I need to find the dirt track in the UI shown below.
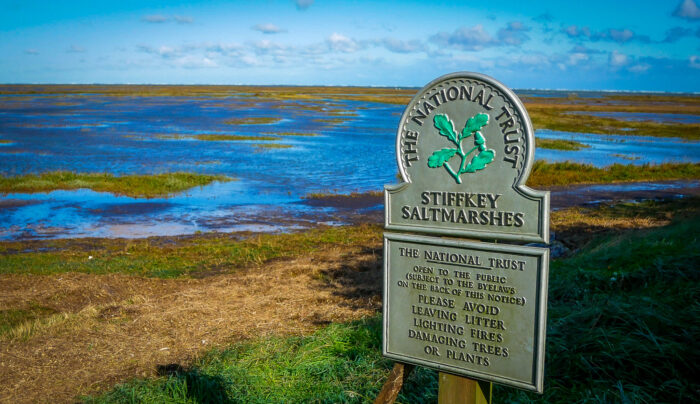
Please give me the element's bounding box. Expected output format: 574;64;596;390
0;245;382;403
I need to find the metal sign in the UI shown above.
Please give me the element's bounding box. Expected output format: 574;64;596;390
383;233;548;392
385;72;549;243
383;72;550;394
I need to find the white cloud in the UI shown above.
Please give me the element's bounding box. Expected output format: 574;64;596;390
608;29;635;43
609;50;629;67
431;22;532;50
295;0;313;10
563;25;590;38
252;23;286;34
662;27;694;43
24;49;39;55
628;63;651;73
497;21;531;46
570;45;604;54
380;38;424;53
240;55;261;66
142;15;193;24
518;53;550;66
690;55;700;69
67;45;86;53
567;52;589;66
142;14;169;23
327;33;361;53
563;26;649;43
673;0;700;20
178;56;217;69
252;40;291;56
431;25;497;51
174;16;193;24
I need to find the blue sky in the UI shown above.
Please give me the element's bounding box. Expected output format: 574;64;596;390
1;0;699;91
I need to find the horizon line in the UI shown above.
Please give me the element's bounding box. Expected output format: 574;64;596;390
0;82;698;95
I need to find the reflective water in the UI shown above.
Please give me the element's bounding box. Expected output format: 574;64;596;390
535;129;700;165
566;110;700;124
1;93;698;240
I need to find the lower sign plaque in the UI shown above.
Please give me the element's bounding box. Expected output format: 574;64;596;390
383;232;549;392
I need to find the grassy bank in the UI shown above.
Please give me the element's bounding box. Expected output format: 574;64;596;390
0;224;382;278
1;195;696;281
195;134;279;141
528;104;700;140
0;171;233;198
223;117;281;125
85;212;700;403
528;161;700;187
535;138;589;151
303;190;383;200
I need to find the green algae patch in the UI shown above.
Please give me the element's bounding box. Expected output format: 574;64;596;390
253;143;293;150
0;171;234;198
223;117;281;125
155;133;280;142
312;117;347;125
535;138;589;151
264;132;320;137
528;161;700;187
154;134;188;140
195;134;279;141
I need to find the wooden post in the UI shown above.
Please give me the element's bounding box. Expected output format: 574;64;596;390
373;362;415;404
438;373;492;404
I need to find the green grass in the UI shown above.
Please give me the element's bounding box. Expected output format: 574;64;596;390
154;134;281;142
303;191;383;200
0;304;57;337
223;117;281;125
264;132;319;137
85;213;700;403
528;106;700;140
312;117;347;125
253;143;293;149
535;138;589;151
496;212;700;402
528;161;700;187
0;224;383;278
83;316;437;404
0;171;234;198
194;134;280;141
612;153;641;161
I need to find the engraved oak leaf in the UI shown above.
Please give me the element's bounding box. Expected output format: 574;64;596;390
428;148;458;168
427;113;495;184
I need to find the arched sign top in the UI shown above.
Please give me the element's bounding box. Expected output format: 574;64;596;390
386;72;549;243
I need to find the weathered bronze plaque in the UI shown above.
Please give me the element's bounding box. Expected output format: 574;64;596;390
383;232;548;392
386;72;549;243
383;72;550;394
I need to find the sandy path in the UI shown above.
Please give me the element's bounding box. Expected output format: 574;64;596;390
0;245;382;403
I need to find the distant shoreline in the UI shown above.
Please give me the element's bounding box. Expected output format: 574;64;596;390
0;83;697;96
